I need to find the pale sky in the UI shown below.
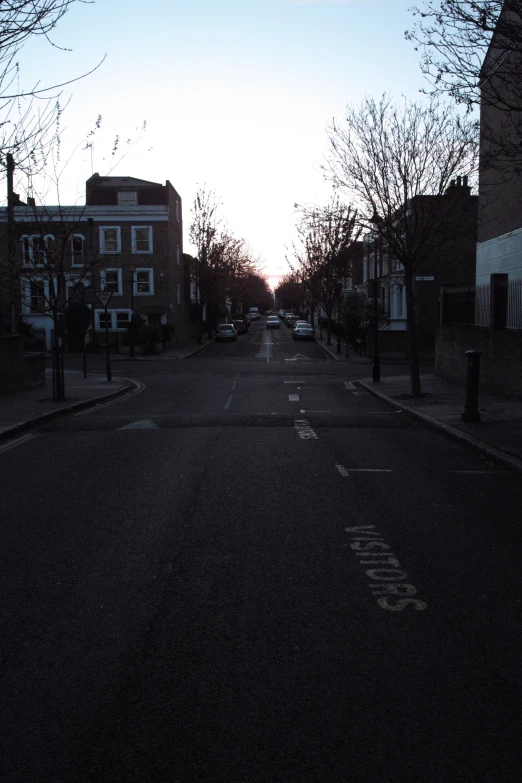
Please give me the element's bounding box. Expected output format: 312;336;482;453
6;0;427;290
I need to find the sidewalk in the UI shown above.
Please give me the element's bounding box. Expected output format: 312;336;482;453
316;335;414;364
358;374;522;473
0;369;134;442
54;337;216;362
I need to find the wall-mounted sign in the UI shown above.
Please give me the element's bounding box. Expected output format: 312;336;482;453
415;276;435;281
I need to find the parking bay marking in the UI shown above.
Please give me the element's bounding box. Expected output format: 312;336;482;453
294;419;318;440
336;464;392;476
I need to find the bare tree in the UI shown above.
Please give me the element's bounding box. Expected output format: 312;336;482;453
0;1;104;172
324;94;477;396
3;117;148;400
406;1;522;171
291;196;359;345
189;186;259;339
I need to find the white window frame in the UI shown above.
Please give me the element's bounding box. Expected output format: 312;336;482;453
101;268;122;296
134;267;154;296
131;225;153;254
95;309;132;330
100;226;121;254
21;234;53;267
118;191;137;206
71;234;85;267
21;276;49;314
176;244;180;266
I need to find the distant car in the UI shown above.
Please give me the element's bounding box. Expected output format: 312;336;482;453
247;311;260;321
278;310;286;319
215;324;238;342
231;319;247;335
285;314;299;327
293;322;315;340
266;316;280;329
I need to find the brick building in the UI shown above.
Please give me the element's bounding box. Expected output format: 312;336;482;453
0;174;195;349
358;178;478;356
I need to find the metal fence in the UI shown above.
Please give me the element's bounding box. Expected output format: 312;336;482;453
507;279;522;329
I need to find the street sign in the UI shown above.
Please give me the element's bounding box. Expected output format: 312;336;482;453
94;290;113;308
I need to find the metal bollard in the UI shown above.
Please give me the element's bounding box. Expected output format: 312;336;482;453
461;349;483;422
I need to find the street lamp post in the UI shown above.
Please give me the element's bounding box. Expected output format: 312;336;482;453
129;266;135;359
336;281;342;354
370;213;381;383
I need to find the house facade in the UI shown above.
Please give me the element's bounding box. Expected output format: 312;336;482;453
0;174;195;349
357;179;477;357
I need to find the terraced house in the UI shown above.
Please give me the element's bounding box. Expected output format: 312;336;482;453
0;174;194;350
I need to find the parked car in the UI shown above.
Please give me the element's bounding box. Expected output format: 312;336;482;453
231;319;247;335
292;322;315;340
247;311;260;321
285;314;299;327
266;316;280;329
215;324;238;342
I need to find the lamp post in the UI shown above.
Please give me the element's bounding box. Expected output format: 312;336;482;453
336;280;342;354
129;266;135;358
369;212;381;382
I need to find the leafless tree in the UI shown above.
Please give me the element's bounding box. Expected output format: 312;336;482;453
0;1;104;171
324;94;478;396
406;1;522;171
189;186;259;339
291;196;359;345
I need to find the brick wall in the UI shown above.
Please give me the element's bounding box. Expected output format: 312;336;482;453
435;324;522;398
0;335;44;393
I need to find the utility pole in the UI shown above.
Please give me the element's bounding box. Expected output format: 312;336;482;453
6;153;16;334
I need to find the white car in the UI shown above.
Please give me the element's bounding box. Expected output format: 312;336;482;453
215;324;238;342
266;316;280;329
292;322;315;340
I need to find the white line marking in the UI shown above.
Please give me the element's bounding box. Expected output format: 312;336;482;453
294;419;318;440
75;378;146;416
231;382;237;391
224;395;233;410
299;409;331;414
348;469;393;473
336;465;392;476
0;433;37;454
118;419;158;430
447;470;509;474
284;381;306;384
289;394;299;402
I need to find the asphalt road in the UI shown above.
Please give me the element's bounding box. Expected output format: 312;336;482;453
1;317;521;782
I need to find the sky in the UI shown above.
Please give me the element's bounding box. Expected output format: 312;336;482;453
6;0;429;290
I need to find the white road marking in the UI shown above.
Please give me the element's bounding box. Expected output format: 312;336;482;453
0;433;37;454
344;525;427;612
256;331;273;362
118;419;158;430
299;410;331;414
294;419;318;439
224;395;233;410
447;470;509;474
285;354;313;362
75;378;146;416
289;394;299;402
284;381;306;384
337;465;392;476
231;382;237;391
344;381;359;390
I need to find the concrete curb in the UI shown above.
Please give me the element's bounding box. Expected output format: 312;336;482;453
0;378;137;443
178;339;216;358
358;380;522;474
315;339;340;362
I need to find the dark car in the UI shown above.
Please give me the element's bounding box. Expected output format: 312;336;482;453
231;319;247;335
215;324;238;342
